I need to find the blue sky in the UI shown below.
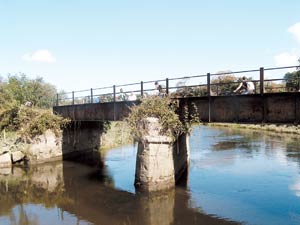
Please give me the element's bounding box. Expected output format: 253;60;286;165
0;0;299;92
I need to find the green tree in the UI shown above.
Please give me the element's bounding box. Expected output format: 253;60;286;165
5;74;57;108
0;73;66;133
284;70;300;91
0;82;18;130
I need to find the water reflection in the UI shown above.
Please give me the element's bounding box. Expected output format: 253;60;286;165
0;163;82;225
189;126;300;225
2;125;300;225
290;176;300;197
0;159;238;225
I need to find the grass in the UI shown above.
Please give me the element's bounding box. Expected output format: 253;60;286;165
100;121;133;151
206;122;300;135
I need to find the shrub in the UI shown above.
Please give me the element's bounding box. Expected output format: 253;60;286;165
125;96;198;142
0;74;68;142
0;104;69;143
15;106;69;142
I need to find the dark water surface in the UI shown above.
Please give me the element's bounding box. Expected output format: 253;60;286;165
1;126;300;225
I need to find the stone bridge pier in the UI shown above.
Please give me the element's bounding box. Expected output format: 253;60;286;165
134;118;189;192
58;118;189;192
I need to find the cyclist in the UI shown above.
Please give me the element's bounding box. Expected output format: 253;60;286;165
233;76;255;94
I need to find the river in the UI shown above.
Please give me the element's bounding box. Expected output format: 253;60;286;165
1;125;300;225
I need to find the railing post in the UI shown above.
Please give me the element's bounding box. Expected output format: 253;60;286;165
207;73;211;122
91;88;93;103
298;72;300;92
260;67;264;95
207;73;211;97
260;67;266;123
113;85;116;121
56;93;59;106
166;78;169;95
72;91;75;105
113;85;116;102
141;81;144;97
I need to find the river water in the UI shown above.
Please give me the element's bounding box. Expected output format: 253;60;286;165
1;126;300;225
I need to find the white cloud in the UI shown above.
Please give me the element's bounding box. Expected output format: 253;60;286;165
273;23;300;68
288;22;300;44
22;49;56;63
274;50;298;67
290;176;300;197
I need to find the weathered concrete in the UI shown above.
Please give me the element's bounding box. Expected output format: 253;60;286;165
0;121;104;167
54;93;300;123
24;130;63;163
173;133;190;183
62;121;104;167
135;137;175;192
0;167;11;176
134;118;190;192
11;151;25;163
0;153;12;168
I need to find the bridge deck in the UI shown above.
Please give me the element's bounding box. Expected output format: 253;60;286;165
53;92;300;123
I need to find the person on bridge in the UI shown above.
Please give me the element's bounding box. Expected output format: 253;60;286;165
154;81;166;97
118;88;127;101
128;91;137;101
233;76;255;94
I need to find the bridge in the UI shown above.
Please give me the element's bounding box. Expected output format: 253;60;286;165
53;65;300;192
53;65;300;124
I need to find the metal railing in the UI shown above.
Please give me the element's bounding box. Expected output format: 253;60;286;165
55;65;300;106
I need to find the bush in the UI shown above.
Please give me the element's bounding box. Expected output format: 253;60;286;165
15;106;69;142
125;96;198;142
0;73;69;142
0;104;69;143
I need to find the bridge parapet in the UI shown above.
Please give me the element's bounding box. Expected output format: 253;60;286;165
54;93;300;124
53;101;138;121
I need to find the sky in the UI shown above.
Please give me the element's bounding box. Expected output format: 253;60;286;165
0;0;300;93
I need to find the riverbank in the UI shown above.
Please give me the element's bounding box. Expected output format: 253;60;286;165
0;129;64;168
100;121;133;151
0;121;133;168
205;122;300;135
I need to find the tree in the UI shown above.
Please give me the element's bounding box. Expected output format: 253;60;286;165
284;70;300;91
0;73;59;130
5;74;57;108
264;81;285;93
211;71;237;95
0;82;18;130
0;73;69;138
